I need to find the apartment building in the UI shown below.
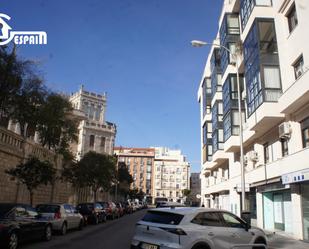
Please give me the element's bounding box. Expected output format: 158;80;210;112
197;0;309;240
114;147;155;201
153;147;190;204
69;86;116;159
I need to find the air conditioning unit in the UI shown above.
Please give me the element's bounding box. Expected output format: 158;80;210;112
247;151;259;162
279;122;291;139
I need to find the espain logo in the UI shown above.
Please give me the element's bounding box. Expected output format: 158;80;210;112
0;13;47;46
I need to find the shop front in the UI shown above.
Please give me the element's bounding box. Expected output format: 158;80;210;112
282;168;309;241
257;181;293;234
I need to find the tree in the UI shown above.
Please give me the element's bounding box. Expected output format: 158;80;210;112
0;46;30;124
128;188;145;201
62;151;117;202
6;157;56;205
182;189;191;197
36;93;78;159
10;75;46;138
113;162;133;199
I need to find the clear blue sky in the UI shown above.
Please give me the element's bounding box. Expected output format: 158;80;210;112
1;0;223;173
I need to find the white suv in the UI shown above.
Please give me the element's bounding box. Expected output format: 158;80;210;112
131;207;267;249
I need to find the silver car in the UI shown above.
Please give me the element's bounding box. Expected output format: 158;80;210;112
36;203;84;235
131;207;267;249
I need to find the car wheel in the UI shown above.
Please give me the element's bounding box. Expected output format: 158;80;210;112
60;222;67;235
7;232;18;249
78;220;84;230
43;225;52;241
254;238;267;249
191;243;210;249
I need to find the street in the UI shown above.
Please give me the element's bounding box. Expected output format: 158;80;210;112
20;207;309;249
22;210;146;249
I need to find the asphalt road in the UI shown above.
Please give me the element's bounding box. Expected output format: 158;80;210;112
22;209;147;249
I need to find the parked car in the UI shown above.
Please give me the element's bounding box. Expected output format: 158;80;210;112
36;203;84;235
122;201;133;214
99;202;118;219
76;203;106;225
0;203;52;249
131;202;137;212
116;202;124;217
156;201;185;208
131;207;267;249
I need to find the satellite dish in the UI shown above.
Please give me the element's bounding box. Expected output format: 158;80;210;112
196;194;201;199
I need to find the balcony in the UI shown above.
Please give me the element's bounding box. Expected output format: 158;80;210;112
212;150;229;167
224;135;240;153
279;69;309;115
246;102;284;135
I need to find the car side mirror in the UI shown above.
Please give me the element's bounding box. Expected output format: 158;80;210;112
245;223;251;231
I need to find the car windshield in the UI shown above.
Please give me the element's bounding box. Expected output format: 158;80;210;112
142;211;184;225
36;205;60;213
0;204;14;218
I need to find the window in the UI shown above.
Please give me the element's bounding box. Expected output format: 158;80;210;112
293;55;304;79
64;204;72;214
263;66;282;102
100;137;106;148
227;15;240;34
89;135;95;148
240;0;272;30
301;117;309;148
264;143;270;163
191;212;223;227
281;139;289;157
142;211;184;225
222;212;246;228
89;104;95;119
287;4;298;33
95;106;101;121
244;20;281;116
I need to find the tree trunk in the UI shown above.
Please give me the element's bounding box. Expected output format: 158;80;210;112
30;190;34;206
93;188;97;203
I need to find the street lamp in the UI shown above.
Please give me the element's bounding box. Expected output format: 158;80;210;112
191;40;246;212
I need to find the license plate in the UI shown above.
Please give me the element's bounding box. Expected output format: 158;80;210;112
141;243;158;249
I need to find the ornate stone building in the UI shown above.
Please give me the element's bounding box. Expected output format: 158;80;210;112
69;86;116;160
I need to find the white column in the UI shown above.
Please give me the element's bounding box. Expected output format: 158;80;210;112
256;191;264;229
291;185;304;239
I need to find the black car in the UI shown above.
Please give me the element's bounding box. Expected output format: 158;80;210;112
0;203;52;249
76;203;106;225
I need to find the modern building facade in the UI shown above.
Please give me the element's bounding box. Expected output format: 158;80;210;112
197;0;309;240
153;147;190;203
114;147;155;201
69;86;116;159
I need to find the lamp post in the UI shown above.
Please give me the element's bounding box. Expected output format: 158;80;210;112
191;40;246;212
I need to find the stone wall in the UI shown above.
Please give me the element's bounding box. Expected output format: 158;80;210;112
0;127;75;206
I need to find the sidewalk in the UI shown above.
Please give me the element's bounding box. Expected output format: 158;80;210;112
267;232;309;249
